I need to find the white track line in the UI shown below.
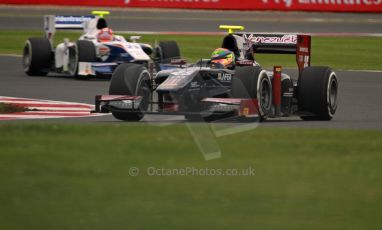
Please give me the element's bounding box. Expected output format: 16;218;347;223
25;107;92;111
0;96;95;106
23;111;91;114
0;114;103;119
0;54;22;57
344;69;382;73
0;99;93;105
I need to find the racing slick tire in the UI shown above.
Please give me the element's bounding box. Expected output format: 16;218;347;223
73;40;97;79
109;63;151;121
23;37;52;76
298;66;338;121
231;66;272;120
77;40;97;62
155;41;181;64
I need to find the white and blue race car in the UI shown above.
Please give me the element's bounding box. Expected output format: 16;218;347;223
22;11;180;78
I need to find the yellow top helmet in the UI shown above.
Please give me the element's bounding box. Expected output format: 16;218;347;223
210;48;235;69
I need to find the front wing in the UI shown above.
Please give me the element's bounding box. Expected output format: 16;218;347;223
78;62;118;76
94;95;260;118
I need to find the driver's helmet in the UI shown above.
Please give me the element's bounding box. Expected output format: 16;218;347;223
97;28;114;42
210;48;235;69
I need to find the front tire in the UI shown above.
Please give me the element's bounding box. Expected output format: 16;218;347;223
73;40;97;79
231;66;272;120
298;66;338;121
109;63;151;121
77;40;97;62
23;37;52;76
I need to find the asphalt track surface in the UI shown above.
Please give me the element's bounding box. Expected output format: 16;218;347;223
1;56;382;129
0;6;381;128
0;5;382;34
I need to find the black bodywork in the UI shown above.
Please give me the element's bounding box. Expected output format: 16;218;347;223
155;68;233;113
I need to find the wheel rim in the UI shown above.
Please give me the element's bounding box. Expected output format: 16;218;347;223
328;74;338;113
68;47;78;76
23;42;31;71
138;83;150;111
137;71;151;111
260;78;271;112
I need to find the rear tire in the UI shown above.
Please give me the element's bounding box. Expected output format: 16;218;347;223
155;41;180;64
23;37;52;76
109;63;151;121
231;66;272;119
298;66;338;121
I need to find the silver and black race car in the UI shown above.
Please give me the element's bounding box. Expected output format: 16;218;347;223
22;11;180;78
95;25;338;122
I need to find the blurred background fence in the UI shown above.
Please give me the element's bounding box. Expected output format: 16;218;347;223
1;0;381;13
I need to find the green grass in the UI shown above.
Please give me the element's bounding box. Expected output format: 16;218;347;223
0;123;381;229
1;30;381;70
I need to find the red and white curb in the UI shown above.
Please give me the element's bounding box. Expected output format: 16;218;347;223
0;96;107;120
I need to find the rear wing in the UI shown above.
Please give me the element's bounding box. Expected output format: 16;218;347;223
44;15;96;47
236;33;311;74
